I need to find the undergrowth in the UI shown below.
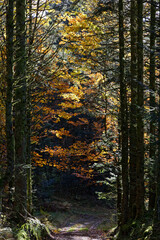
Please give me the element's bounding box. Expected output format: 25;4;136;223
114;215;153;240
16;217;51;240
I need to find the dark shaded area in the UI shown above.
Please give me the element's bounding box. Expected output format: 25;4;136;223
33;165;116;210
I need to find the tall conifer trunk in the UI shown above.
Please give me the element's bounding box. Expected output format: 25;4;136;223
129;0;138;219
119;0;129;225
14;0;27;222
136;0;144;218
5;0;14;212
26;0;33;214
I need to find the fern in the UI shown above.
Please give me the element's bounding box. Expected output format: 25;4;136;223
17;217;47;240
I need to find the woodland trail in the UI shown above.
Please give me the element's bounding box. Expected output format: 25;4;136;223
52;216;106;239
0;198;116;239
46;202;116;240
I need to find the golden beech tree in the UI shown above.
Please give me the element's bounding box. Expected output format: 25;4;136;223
31;5;119;182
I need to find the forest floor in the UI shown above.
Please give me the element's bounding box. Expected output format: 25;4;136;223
38;196;116;240
0;196;116;239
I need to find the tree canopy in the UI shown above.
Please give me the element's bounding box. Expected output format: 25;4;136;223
0;0;160;239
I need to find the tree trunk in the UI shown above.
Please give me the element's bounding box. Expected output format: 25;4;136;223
14;0;27;223
119;0;129;225
136;0;144;218
26;0;33;214
4;0;14;215
117;120;122;227
129;0;138;219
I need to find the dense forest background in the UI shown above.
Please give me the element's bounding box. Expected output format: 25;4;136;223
0;0;160;239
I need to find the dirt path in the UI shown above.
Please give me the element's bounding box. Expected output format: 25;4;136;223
0;198;116;239
48;210;115;240
0;211;114;240
52;230;105;240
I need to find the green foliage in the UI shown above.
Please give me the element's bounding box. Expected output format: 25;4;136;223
143;225;153;239
93;161;117;207
115;215;154;240
16;217;48;240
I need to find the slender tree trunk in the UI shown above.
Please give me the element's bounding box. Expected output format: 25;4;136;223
129;0;138;219
119;0;129;225
117;166;122;226
26;0;33;214
14;0;27;223
4;0;14;214
149;0;156;211
136;0;144;218
117;117;122;227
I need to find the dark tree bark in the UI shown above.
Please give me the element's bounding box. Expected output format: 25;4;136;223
136;0;144;218
149;0;156;211
4;0;14;213
26;0;33;214
129;0;138;219
119;0;129;225
14;0;27;222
